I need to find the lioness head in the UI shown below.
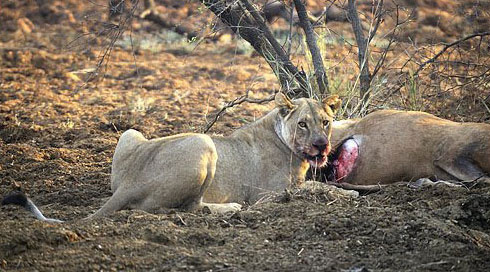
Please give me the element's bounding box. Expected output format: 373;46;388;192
274;93;341;168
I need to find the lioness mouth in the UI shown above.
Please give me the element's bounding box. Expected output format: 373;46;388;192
305;152;328;168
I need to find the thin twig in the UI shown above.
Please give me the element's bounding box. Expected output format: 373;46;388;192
203;91;276;133
368;0;384;43
286;0;295;57
412;31;490;78
372;3;406;78
88;0;140;82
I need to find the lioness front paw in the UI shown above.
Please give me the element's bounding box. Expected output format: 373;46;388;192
203;202;242;214
224;203;242;212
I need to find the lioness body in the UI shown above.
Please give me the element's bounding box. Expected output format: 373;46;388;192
328;110;490;185
88;94;340;218
109;115;308;212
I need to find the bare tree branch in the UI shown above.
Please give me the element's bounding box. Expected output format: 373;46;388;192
368;0;384;43
293;0;329;97
203;91;276;133
380;31;490;110
347;0;372;103
412;31;490;78
286;0;295;56
200;0;309;98
372;3;409;78
240;0;293;69
87;0;140;82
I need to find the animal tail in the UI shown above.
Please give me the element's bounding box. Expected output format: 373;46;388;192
2;191;63;223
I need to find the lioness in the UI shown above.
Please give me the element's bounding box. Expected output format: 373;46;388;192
2;93;341;221
317;110;490;186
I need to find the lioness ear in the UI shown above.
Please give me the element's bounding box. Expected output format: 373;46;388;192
275;92;295;116
322;95;341;116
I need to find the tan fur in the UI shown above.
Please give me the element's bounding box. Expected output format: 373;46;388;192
87;94;341;218
331;110;490;185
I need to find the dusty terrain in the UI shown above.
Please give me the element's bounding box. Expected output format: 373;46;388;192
1;0;490;271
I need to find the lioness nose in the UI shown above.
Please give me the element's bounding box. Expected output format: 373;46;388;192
313;138;328;151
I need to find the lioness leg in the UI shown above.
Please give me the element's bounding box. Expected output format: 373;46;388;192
85;187;138;220
134;135;241;214
142;149;241;214
136;154;241;214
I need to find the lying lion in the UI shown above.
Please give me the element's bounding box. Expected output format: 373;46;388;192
2;93;342;221
315;110;490;187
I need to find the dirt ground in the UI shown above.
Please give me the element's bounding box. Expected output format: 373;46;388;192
1;0;490;271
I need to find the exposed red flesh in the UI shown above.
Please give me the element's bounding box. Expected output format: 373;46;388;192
333;139;359;181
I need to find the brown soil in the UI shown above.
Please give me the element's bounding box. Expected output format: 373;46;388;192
1;1;490;271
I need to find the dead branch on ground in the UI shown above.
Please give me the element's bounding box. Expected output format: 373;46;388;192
140;9;199;39
325;182;385;194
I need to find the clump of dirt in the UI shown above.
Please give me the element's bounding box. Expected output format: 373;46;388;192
1;0;490;271
457;194;490;231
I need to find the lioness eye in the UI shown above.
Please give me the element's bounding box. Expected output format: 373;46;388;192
298;121;307;128
323;120;329;127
